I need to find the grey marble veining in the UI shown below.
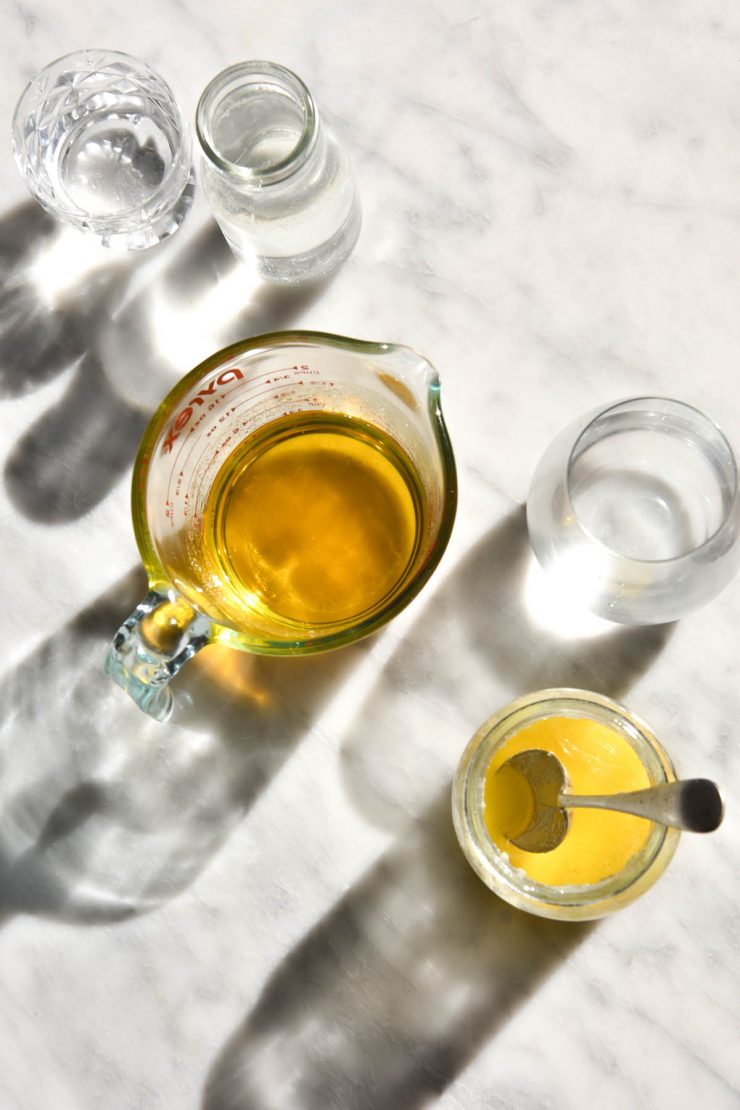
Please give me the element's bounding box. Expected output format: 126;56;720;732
1;2;740;1108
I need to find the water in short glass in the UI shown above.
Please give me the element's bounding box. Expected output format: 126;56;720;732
527;398;740;624
12;50;193;250
568;403;730;561
196;61;361;283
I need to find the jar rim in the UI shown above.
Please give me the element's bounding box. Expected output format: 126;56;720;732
195;60;318;185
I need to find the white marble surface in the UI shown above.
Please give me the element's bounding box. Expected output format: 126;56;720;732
1;2;740;1107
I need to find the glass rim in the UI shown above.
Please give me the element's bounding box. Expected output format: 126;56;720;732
565;395;739;567
195;60;318;185
13;47;160;95
452;688;680;921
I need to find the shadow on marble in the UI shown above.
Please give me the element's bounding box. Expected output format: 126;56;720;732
0;204;328;522
0;201;149;402
4;349;150;522
0;569;367;926
202;791;593;1110
339;505;674;831
196;505;664;1105
439;504;674;695
0;202;85;399
97;220;332;416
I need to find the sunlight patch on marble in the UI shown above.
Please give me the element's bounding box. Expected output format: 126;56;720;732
524;552;615;640
29;225;125;303
148;258;261;371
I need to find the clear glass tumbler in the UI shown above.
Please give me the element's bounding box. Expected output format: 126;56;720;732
195;61;361;283
12;49;194;250
526;397;740;624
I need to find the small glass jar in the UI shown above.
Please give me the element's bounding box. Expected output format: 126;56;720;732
196;61;361;283
452;689;680;921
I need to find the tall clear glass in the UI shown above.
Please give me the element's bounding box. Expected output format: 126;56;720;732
196;61;361;283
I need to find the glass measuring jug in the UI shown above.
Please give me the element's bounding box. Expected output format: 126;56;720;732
105;331;457;720
196;61;360;283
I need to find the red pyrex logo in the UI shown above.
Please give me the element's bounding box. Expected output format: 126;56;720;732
161;368;244;454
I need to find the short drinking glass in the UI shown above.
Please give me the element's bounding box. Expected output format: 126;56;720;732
526;397;740;624
12;49;194;250
196;61;361;283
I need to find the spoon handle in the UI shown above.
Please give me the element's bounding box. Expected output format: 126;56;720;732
558;779;724;833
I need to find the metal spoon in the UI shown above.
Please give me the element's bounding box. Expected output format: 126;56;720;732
499;749;724;853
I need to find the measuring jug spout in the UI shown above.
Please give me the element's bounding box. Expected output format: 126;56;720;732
104;591;212;722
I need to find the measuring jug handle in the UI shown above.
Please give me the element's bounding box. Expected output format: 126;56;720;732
104;590;212;722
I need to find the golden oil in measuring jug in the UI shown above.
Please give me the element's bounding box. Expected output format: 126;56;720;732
202;412;425;628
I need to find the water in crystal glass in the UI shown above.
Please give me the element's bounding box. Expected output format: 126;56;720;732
12;50;194;250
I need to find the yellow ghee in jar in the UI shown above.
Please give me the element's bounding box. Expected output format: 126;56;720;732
483;715;653;886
